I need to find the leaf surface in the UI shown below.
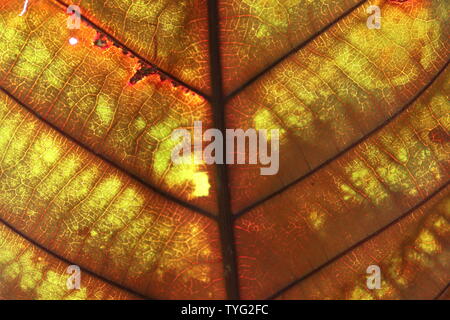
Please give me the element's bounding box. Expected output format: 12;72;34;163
62;0;211;93
235;66;449;298
0;0;448;299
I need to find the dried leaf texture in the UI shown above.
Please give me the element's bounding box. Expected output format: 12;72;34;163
0;0;448;300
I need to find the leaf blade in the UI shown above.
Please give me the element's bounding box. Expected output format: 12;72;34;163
235;65;450;299
0;89;225;299
0;0;218;214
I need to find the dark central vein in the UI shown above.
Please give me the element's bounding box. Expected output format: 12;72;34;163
207;0;240;300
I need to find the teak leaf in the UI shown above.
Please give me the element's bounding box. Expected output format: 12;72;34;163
0;0;448;299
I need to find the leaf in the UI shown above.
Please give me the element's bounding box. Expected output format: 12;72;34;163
274;186;450;299
0;222;137;299
65;0;211;93
0;90;224;299
220;0;365;94
235;67;450;298
0;0;448;300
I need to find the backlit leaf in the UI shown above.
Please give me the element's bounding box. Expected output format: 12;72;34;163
0;0;448;300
